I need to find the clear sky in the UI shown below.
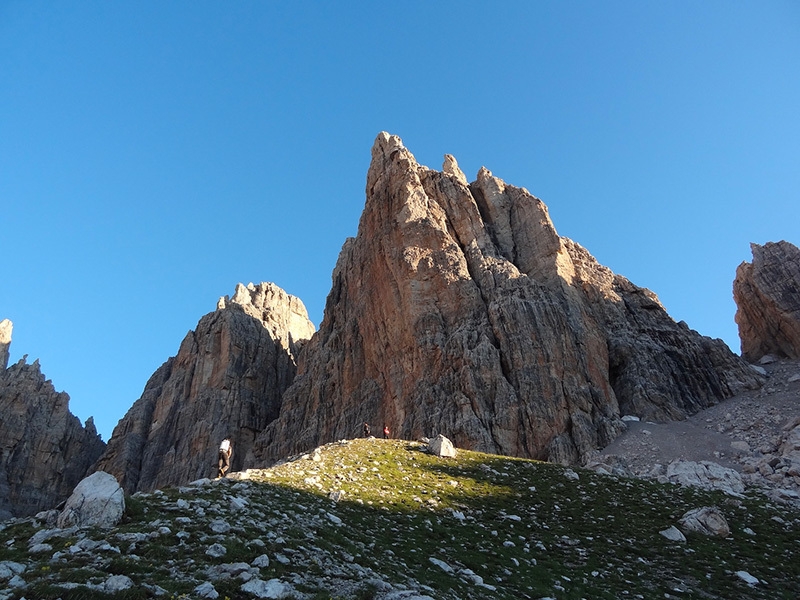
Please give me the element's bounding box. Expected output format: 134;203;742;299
2;2;798;442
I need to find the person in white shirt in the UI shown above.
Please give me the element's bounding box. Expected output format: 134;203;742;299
218;438;232;478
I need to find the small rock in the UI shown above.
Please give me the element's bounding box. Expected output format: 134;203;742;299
736;571;760;586
429;557;454;573
230;496;248;511
730;441;751;453
252;554;270;568
0;561;25;580
210;519;231;534
194;582;220;599
104;574;134;592
659;526;686;542
240;577;290;599
206;543;227;558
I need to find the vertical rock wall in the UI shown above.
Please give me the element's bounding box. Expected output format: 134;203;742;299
251;133;762;465
94;283;315;493
734;240;800;362
0;322;106;518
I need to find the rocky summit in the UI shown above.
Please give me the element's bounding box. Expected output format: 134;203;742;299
94;282;315;494
734;240;800;362
0;321;106;519
252;132;762;466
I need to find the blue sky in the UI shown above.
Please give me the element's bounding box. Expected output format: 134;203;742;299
2;2;798;441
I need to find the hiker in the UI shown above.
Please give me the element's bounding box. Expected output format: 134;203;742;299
218;438;232;478
383;424;390;439
363;422;371;437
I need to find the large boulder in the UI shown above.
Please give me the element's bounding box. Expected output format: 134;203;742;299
0;322;106;518
734;240;800;362
678;506;730;538
94;283;315;493
429;435;457;458
664;461;745;496
57;471;124;529
251;133;762;466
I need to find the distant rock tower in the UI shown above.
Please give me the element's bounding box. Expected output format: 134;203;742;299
0;319;11;370
734;240;800;362
0;322;106;518
94;282;316;493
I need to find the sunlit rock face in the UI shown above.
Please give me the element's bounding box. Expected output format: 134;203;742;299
94;283;315;493
734;240;800;362
0;322;106;518
251;133;762;466
0;319;11;370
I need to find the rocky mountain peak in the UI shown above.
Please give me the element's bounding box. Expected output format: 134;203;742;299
251;133;762;466
734;240;800;362
0;319;11;370
93;282;315;493
0;324;106;518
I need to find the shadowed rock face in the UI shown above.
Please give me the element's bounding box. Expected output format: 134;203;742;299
734;240;800;362
252;132;762;466
0;322;106;518
94;283;315;493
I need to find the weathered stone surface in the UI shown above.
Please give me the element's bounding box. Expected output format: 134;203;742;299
734;240;800;362
57;471;124;529
0;319;11;370
659;526;686;542
0;323;106;518
94;283;314;493
665;461;745;496
251;133;762;466
678;506;730;538
429;434;457;458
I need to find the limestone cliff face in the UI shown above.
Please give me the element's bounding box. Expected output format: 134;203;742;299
0;322;106;518
252;133;762;465
0;319;11;370
94;283;315;493
734;240;800;362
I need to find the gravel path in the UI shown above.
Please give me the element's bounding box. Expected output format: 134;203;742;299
599;357;800;478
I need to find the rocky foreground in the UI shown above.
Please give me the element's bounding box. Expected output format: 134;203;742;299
1;438;799;600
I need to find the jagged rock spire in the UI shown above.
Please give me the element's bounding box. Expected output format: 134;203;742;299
252;132;762;466
0;319;11;370
734;240;800;361
94;282;315;493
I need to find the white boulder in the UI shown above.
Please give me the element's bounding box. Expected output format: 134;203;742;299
429;434;457;458
665;461;745;496
679;506;730;538
241;577;290;598
57;472;125;529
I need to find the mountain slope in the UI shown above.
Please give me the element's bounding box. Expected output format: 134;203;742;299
2;438;798;599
